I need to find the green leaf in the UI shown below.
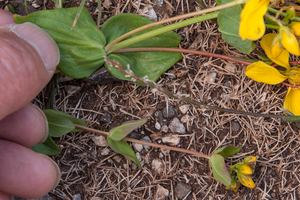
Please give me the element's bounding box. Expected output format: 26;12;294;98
31;136;61;155
109;119;147;141
101;14;182;83
213;146;242;158
14;7;106;78
44;111;75;137
217;0;255;54
209;154;231;186
107;137;142;168
43;109;86;132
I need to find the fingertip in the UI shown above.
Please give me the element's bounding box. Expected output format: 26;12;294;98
11;22;60;73
0;104;48;147
0;140;61;199
0;9;15;26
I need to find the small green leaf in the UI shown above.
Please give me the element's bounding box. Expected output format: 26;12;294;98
209;154;231;186
109;119;147;141
14;7;106;78
107;137;142;168
43;109;86;132
218;0;255;54
214;146;242;158
44;112;75;137
101;14;182;83
31;136;61;155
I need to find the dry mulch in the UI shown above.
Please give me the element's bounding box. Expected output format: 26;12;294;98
1;0;300;199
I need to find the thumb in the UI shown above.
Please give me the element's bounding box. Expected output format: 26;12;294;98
0;21;60;120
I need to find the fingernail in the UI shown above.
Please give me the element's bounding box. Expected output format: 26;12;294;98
44;156;61;190
10;22;60;73
32;104;48;144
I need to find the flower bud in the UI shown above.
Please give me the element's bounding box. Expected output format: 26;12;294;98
237;173;255;188
291;22;300;36
226;178;240;193
244;156;257;164
281;27;300;56
238;164;253;175
288;67;300;85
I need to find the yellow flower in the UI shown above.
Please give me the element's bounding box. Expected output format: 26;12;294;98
245;33;300;116
281;27;300;56
244;156;257;164
237;173;255;188
291;22;300;36
239;0;271;40
238;164;253;175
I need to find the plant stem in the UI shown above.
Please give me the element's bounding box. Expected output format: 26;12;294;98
104;56;294;120
105;0;247;52
114;47;254;65
74;124;210;159
265;24;280;29
106;12;219;54
267;7;300;21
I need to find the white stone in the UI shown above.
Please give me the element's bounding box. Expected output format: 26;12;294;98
151;159;164;174
161;125;168;133
155;185;169;200
169;118;186;134
179;105;189;114
180;114;190;123
113;155;122;163
92;136;108;147
206;72;217;84
64;85;81;95
133;143;143;152
162;134;180;146
225;63;236;73
101;148;110;156
155;122;161;130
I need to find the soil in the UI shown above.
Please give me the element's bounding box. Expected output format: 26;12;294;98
1;0;300;199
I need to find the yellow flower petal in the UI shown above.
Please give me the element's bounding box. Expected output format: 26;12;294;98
283;87;300;116
245;61;288;84
282;29;300;56
239;0;270;40
260;33;290;70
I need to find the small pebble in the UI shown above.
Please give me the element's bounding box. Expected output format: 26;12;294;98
175;182;192;199
232;121;241;132
155;121;161;130
161;125;168;133
169;118;186;134
180;114;190;123
151;159;164;174
155;185;169;200
113;155;122;163
73;194;81;200
179;105;189;114
92;136;108;147
206;72;217;84
101;148;110;156
146;8;157;21
142;136;151;149
162;134;180;146
64;85;81;95
133;143;143;152
163;106;176;118
100;113;112;123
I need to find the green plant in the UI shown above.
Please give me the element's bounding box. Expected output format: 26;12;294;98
12;0;300;192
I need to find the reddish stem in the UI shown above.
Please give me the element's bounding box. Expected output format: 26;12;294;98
114;47;254;66
114;47;300;88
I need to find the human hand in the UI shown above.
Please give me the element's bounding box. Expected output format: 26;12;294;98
0;9;61;199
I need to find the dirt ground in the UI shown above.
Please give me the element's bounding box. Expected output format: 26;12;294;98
1;0;300;199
